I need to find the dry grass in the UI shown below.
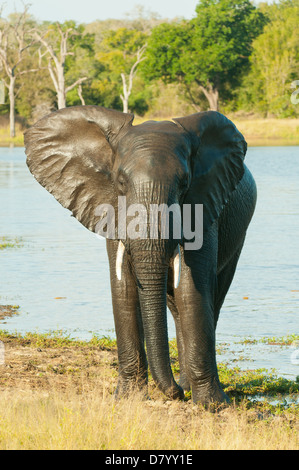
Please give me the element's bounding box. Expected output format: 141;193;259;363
232;118;299;147
0;331;298;450
0;386;297;450
0;120;25;147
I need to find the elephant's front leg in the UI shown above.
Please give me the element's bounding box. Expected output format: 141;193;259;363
174;235;229;405
106;240;148;397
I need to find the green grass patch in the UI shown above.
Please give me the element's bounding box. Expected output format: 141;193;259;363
219;363;299;397
1;330;298;412
0;329;117;350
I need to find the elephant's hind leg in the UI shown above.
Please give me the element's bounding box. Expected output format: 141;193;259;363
167;269;190;392
214;242;244;328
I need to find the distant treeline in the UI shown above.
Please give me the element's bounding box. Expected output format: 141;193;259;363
0;0;298;136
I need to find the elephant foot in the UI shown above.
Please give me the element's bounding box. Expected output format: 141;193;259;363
114;374;148;400
191;378;230;408
168;383;185;400
179;373;191;392
160;382;185;401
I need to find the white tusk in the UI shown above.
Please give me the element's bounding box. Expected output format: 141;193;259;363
116;241;125;281
173;245;181;289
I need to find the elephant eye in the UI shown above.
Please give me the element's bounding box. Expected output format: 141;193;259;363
117;174;128;194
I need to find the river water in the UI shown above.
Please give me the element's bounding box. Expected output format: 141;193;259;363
0;146;298;379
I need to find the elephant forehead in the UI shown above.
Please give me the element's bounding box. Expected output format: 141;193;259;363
118;123;191;160
118;137;189;180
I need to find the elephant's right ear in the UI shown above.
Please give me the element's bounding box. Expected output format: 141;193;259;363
24;106;134;232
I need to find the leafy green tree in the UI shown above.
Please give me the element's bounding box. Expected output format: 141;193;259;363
239;0;299;117
143;0;266;111
62;25;95;107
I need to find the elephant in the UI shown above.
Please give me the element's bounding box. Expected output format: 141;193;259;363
24;106;257;405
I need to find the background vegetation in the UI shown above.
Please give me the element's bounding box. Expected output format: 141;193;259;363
0;0;298;140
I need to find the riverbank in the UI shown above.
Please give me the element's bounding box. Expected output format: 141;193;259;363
232;118;299;147
0;121;24;147
135;116;299;147
0;330;298;450
0;118;298;148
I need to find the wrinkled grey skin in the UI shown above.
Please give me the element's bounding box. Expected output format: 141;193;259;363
24;106;257;405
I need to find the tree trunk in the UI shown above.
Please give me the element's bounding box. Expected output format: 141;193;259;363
57;90;66;109
122;97;129;114
77;84;85;105
199;82;219;111
120;72;130;113
57;64;66;109
9;76;16;138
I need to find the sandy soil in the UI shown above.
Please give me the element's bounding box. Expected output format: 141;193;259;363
0;329;119;395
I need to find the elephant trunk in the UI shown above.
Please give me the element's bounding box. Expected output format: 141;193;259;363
130;241;184;399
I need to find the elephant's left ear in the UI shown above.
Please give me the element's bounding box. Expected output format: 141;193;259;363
173;111;246;233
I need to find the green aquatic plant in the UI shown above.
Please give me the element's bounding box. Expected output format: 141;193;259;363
0;305;20;320
239;334;299;346
219;363;299;400
0;237;23;250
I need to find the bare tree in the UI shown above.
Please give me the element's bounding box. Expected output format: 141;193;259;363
0;5;37;137
120;43;146;113
34;23;87;109
77;83;85;105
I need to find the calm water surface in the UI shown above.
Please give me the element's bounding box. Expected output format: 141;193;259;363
0;146;298;379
